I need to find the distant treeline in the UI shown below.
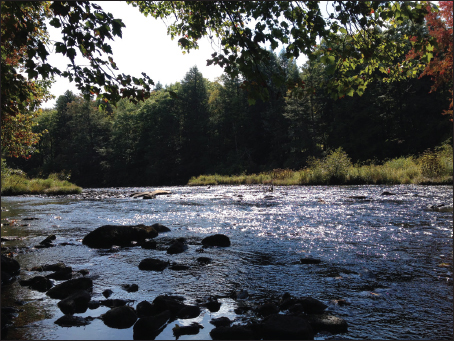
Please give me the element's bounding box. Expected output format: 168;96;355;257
8;50;453;187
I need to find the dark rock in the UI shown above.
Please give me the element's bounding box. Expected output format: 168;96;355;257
57;290;91;315
46;267;73;280
177;305;200;319
46;278;93;299
102;306;137;329
300;257;322;264
210;317;231;327
136;300;155;317
40;235;56;245
1;255;20;276
348;196;367;200
298;297;328;314
197;257;212;265
102;289;113;298
256;302;279;317
305;314;348;333
173;322;203;337
259;314;314;340
101;299;132;308
133;310;171;340
201;234;231;247
23;217;39;221
19;276;53;292
1;271;14;286
54;315;94;327
78;269;89;276
122;283;138;292
210;325;257;340
381;191;395;196
151;223;171;233
88;300;101;309
82;224;158;248
141;240;157;249
143;194;156;199
204;297;221;312
167;241;188;254
138;258;168;271
152;295;185;317
31;262;66;272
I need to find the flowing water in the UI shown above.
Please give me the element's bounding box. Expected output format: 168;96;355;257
1;185;453;340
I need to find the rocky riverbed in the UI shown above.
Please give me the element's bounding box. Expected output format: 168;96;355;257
1;185;453;339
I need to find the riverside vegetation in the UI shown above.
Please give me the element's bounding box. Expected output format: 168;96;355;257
1;159;81;196
188;143;454;186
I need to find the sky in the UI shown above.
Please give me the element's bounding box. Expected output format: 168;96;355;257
41;1;307;109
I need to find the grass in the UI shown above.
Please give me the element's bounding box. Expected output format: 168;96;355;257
1;164;82;196
188;144;454;186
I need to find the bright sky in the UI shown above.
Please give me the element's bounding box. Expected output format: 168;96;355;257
42;1;312;109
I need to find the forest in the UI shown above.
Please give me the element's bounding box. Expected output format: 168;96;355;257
1;1;453;188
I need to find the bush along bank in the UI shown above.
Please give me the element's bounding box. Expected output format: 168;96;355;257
1;160;82;196
188;143;454;186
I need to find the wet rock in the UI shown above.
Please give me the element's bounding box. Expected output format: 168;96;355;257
102;306;137;329
167;240;188;254
235;289;249;300
46;277;93;299
177;305;200;319
19;276;53;292
210;325;257;340
298;297;328;314
141;239;157;249
39;235;56;246
102;289;113;298
152;295;185;317
57;290;91;315
256;302;280;317
31;262;66;272
204;297;221;312
82;224;158;248
429;204;454;212
54;315;94;327
300;257;322;264
136;300;155;317
23;217;39;221
134;311;171;340
101;299;133;308
305;314;348;333
173;322;203;338
201;234;231;247
197;257;212;265
46;267;73;280
259;314;314;340
1;254;20;277
151;223;171;233
210;317;231;327
1;271;14;286
138;258;168;271
88;300;101;309
131;190;172;199
348;196;367;200
381;191;395;196
122;283;139;292
78;269;89;276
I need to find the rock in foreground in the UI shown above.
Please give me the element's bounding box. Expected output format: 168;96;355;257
201;234;231;247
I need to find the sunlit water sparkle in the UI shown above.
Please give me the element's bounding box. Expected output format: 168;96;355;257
1;185;453;340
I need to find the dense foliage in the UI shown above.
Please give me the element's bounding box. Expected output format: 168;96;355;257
7;53;452;186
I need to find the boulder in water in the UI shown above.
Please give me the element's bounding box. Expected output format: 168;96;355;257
201;234;231;247
138;258;168;271
102;306;137;329
82;224;158;248
258;314;314;340
46;277;93;299
133;310;171;340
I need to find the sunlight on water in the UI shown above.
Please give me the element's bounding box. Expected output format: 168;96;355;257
1;185;453;340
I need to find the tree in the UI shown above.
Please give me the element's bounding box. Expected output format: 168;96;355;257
407;1;453;118
129;1;431;102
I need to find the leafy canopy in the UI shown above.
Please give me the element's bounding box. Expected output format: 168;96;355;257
128;1;431;102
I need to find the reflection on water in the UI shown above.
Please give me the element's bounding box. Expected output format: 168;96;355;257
1;185;453;340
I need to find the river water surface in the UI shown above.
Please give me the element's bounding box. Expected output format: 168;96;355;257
1;185;453;340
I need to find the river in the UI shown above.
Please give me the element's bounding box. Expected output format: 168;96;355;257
1;185;453;340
